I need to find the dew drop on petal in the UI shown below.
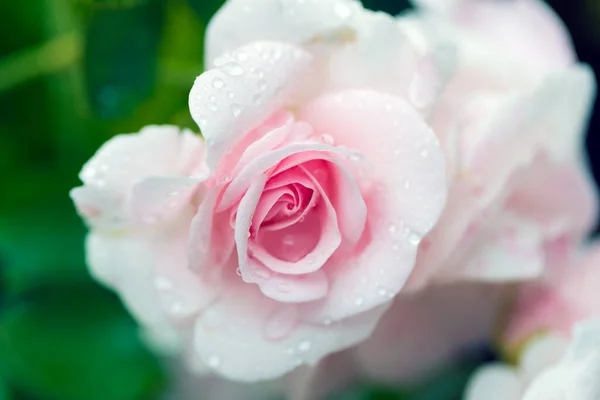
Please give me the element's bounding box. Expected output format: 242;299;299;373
212;77;225;89
221;61;244;76
355;296;365;306
208;355;221;368
231;103;242;117
408;232;422;246
298;340;311;352
154;277;173;291
264;306;298;341
278;282;291;293
334;3;352;19
320;134;334;145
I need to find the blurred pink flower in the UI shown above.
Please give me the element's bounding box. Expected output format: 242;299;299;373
402;0;597;289
466;319;600;400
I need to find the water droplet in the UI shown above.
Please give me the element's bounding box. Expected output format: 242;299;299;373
388;224;397;235
221;61;244;76
355;296;365;306
155;277;173;291
258;79;268;91
236;267;242;276
323;317;332;326
282;235;295;246
287;347;296;356
206;102;218;112
334;3;352;19
349;153;363;162
264;307;298;341
252;265;271;280
408;232;422;246
208;355;221;368
377;288;388;297
404;180;411;190
298;340;311;352
168;190;179;196
253;93;262;104
227;91;235;100
212;77;225;89
277;282;291;293
231;103;242;117
235;51;249;62
420;148;429;158
320;134;334;145
170;300;186;315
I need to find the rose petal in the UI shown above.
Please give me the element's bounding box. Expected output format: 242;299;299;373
129;177;205;227
79;126;187;192
86;232;181;352
257;268;329;303
465;365;523;400
250;166;342;276
298;90;447;322
192;273;389;381
188;190;235;272
189;41;312;169
206;0;361;65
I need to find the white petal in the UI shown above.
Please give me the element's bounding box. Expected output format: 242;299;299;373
465;364;523;400
189;41;312;169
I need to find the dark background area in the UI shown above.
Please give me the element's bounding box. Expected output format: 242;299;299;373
0;1;597;400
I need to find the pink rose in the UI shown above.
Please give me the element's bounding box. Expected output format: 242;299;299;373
402;0;597;289
73;0;448;382
504;243;600;347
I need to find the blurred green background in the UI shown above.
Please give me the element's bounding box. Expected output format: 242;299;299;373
0;1;598;399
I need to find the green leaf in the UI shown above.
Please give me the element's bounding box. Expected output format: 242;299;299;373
186;0;224;24
84;0;165;118
0;283;165;400
328;384;408;400
79;0;149;8
0;378;10;400
359;0;411;14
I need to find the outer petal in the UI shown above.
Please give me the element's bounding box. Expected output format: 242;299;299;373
189;41;312;169
85;232;181;352
465;365;523;400
205;0;362;65
79;126;186;192
299;90;447;322
192;272;389;382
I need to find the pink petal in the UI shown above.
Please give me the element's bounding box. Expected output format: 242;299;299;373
189;41;312;169
191;271;389;381
250;166;342;276
188;190;235;272
218;142;364;212
298;90;447;322
257;268;329;303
